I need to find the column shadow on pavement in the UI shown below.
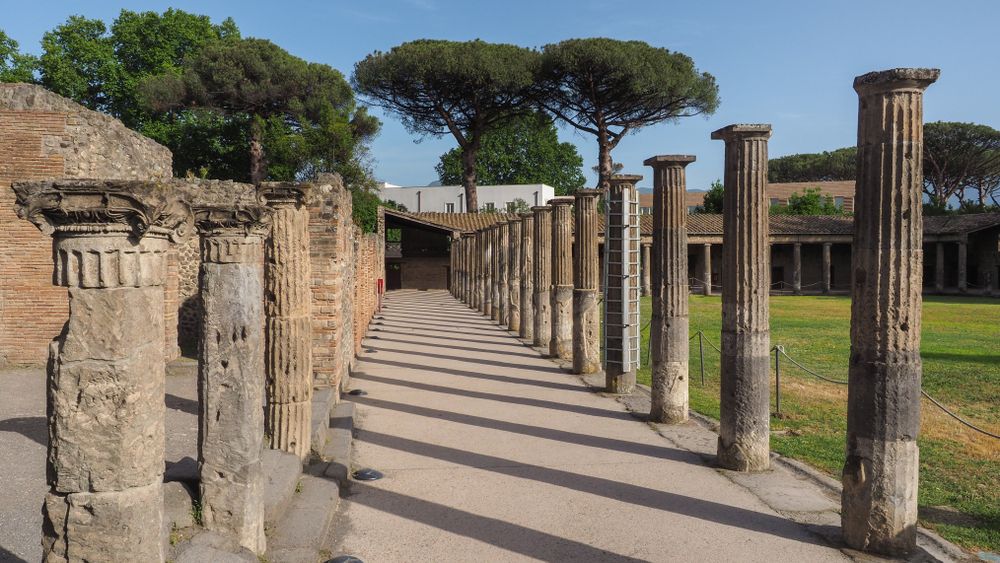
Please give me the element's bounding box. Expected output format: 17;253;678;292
0;416;46;447
352;369;620;419
347;394;700;464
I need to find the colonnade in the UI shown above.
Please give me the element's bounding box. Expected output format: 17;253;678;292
451;68;938;556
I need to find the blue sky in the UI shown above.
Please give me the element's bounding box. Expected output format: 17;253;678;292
4;0;999;190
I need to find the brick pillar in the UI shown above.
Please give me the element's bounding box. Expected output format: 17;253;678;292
260;183;313;461
640;243;652;297
711;123;773;472
508;218;522;332
519;212;534;341
702;243;712;295
549;197;575;360
13;179;192;563
573;189;601;374
604;175;643;393
497;221;509;325
793;242;802;294
646;155;696;423
843;67;938;556
532;206;553;349
192;186;270;554
822;242;832;293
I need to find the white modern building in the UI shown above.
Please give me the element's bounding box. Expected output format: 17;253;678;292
378;183;557;213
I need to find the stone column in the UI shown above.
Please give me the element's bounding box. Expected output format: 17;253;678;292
496;221;510;326
519;212;535;341
573;189;602;374
191;186;271;553
483;227;493;317
934;242;944;292
646;155;696;423
532;206;553;349
549;196;575;360
474;230;484;311
259;183;313;461
508;218;522;333
844;68;938;556
462;233;474;304
13;179;192;563
604;175;643;393
711;124;773;472
491;225;502;321
822;242;832;293
958;240;967;292
793;243;802;294
641;243;652;296
702;243;713;295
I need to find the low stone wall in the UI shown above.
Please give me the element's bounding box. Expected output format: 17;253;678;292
0;84;177;365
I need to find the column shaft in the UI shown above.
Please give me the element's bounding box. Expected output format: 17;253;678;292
958;241;967;292
822;243;832;293
573;190;601;374
703;244;713;295
261;185;313;461
843;68;938;556
712;124;773;472
793;243;802;294
641;243;652;296
519;213;535;341
483;227;493;317
646;156;695;423
532;206;552;349
549;198;575;360
935;242;944;292
496;222;509;325
508;219;522;333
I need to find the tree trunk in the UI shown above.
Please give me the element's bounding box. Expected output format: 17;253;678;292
597;127;613;191
462;145;479;213
250;119;267;184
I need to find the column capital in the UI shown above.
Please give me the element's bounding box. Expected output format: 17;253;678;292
460;231;476;239
853;68;940;95
711;124;772;142
643;155;696;169
13;178;194;242
258;181;315;208
519;211;534;220
531;205;552;212
609;174;643;187
547;196;575;207
574;188;601;200
180;180;272;238
507;216;522;225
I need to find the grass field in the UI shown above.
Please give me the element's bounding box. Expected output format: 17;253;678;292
635;294;1000;553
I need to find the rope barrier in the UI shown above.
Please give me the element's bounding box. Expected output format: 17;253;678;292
920;390;1000;440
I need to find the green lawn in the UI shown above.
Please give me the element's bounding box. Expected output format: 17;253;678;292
635;294;1000;553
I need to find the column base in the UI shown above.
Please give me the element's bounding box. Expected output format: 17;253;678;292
842;439;919;556
605;370;636;394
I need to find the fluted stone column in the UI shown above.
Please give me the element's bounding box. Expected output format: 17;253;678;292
702;244;713;295
483;227;494;317
934;242;944;292
474;230;485;311
462;232;474;304
259;183;313;461
843;67;938;556
549;197;575;360
190;185;271;554
822;242;832;293
492;225;502;321
646;155;695;423
641;243;652;296
14;179;192;563
508;218;522;333
712;124;773;472
573;189;601;374
497;221;510;326
519;212;534;341
793;243;802;294
604;175;643;393
532;206;553;349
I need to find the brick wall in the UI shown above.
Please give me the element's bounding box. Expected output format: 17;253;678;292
0;84;176;366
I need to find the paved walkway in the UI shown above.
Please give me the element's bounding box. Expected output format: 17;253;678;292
331;290;852;562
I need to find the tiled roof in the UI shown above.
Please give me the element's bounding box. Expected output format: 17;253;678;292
397;210;1000;237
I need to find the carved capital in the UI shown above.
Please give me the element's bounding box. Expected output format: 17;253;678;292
12;179;194;242
258;182;315;209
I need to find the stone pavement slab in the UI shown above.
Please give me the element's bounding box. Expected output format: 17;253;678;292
327;290;857;562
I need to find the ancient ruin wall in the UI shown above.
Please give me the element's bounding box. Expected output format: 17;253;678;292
0;84;176;365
